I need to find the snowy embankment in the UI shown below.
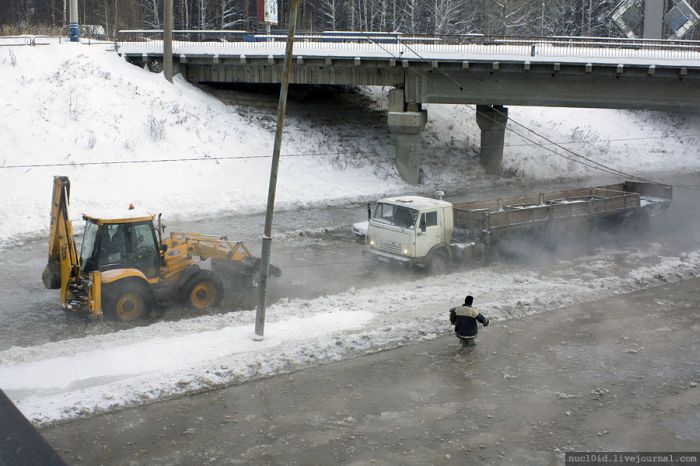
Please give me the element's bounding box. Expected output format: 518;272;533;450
2;42;700;246
0;41;407;246
1;245;698;426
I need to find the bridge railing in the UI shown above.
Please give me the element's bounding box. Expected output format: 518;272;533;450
0;35;48;46
115;30;700;61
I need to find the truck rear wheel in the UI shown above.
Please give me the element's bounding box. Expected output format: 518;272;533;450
102;279;151;322
183;270;224;310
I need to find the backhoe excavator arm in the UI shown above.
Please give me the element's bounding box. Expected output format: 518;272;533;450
42;176;80;306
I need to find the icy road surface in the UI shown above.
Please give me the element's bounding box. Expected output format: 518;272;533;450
1;243;699;425
0;175;699;425
0;174;692;350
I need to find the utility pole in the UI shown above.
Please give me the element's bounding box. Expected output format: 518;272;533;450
255;0;301;340
164;0;173;82
69;0;79;41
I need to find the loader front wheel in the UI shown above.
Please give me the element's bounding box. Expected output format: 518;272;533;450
184;271;224;310
103;280;151;322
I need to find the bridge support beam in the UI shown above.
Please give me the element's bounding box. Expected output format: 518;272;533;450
476;105;509;175
388;108;427;185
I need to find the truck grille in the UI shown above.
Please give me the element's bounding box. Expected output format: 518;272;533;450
375;239;403;255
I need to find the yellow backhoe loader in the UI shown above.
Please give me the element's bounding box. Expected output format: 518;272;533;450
42;176;280;322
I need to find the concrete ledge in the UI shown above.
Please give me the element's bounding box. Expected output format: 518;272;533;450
387;110;427;135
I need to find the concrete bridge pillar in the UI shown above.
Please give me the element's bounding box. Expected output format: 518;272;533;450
387;88;427;185
475;105;509;175
389;110;427;184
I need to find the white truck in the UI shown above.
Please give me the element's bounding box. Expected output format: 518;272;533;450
363;181;672;274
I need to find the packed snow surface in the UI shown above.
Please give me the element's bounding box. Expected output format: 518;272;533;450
0;246;699;426
2;41;700;246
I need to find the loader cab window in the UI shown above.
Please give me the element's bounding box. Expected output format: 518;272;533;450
130;222;159;278
99;224;129;266
80;221;99;272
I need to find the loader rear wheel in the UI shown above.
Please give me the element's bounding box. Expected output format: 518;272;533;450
103;280;151;322
183;271;224;310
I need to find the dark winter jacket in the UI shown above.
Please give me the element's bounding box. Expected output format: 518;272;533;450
449;305;488;339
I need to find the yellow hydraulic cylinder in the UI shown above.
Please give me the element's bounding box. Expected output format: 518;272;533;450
89;271;103;318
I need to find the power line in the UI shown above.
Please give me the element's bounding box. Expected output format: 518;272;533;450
493;133;700;149
3;133;700;170
2;129;698;171
0;152;354;169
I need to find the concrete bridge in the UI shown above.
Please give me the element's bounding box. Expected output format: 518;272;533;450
117;34;700;183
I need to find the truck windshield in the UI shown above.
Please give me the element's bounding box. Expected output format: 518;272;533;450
80;221;99;270
373;203;418;229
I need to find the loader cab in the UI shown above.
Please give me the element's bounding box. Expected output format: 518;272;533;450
79;211;160;279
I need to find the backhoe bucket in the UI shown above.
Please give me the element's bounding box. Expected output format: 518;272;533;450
42;259;61;289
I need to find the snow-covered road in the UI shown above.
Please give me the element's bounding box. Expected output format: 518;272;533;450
1;241;698;426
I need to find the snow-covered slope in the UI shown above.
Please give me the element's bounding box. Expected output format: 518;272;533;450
2;42;700;246
0;42;407;245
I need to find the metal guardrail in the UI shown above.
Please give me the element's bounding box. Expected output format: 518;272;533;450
0;35;47;46
115;30;700;61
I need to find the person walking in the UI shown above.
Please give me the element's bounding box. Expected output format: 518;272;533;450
449;295;489;348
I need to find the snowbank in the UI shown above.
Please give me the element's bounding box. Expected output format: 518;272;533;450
2;42;700;246
1;246;698;426
0;42;406;246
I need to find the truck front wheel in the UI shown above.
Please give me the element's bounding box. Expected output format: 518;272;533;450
429;252;449;276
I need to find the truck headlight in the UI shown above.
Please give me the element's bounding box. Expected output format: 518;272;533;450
369;239;375;246
402;248;408;255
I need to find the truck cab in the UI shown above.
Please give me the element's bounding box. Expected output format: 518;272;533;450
365;196;454;271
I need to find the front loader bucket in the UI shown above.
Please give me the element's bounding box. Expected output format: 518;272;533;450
212;258;281;289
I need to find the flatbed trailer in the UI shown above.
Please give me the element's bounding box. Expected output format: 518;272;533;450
453;181;672;246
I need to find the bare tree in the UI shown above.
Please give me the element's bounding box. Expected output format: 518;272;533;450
319;0;339;30
142;0;161;28
220;0;241;28
430;0;469;34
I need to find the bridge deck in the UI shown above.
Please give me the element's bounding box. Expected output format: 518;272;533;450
118;39;700;68
117;37;700;111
